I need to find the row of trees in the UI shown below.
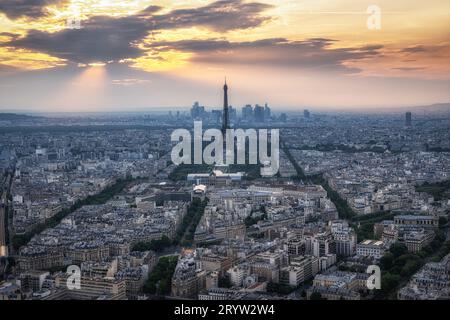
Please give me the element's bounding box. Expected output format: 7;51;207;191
309;174;356;220
415;179;450;201
350;211;396;240
173;197;208;247
168;164;212;181
143;255;179;296
266;282;296;295
132;235;173;252
290;143;386;154
281;142;306;181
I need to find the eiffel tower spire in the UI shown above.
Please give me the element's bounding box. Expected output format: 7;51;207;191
222;78;229;135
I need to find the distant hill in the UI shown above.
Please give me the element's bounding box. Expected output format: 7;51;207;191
386;103;450;112
344;103;450;114
0;113;42;120
410;103;450;112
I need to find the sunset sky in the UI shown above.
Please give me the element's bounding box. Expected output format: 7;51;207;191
0;0;449;112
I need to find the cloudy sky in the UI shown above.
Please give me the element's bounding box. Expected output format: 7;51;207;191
0;0;449;112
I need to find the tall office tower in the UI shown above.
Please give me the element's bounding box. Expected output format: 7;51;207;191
242;104;253;121
211;110;222;124
405;111;412;126
304;109;310;119
264;103;271;120
222;79;230;134
228;106;237;123
190;101;205;120
254;104;265;122
0;204;7;257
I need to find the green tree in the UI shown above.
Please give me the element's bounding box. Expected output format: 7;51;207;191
390;242;408;258
380;252;394;270
267;282;295;295
381;273;400;295
132;235;172;252
143;256;178;296
218;277;231;288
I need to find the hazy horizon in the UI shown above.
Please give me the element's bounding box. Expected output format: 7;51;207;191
2;102;450;117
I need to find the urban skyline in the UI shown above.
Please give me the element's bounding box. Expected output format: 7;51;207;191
1;0;450;307
1;79;450;302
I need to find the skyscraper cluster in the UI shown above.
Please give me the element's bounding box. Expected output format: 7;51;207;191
189;81;279;125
